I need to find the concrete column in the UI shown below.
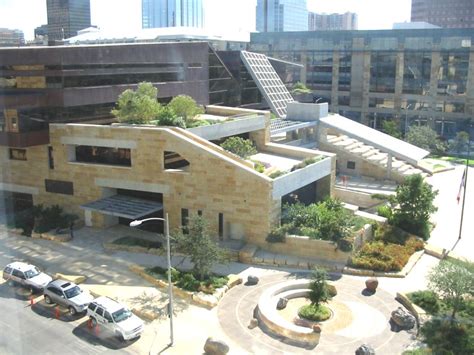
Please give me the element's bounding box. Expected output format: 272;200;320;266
84;210;92;227
394;50;404;116
465;48;474;116
429;49;441;116
300;51;307;85
331;50;340;113
386;153;392;179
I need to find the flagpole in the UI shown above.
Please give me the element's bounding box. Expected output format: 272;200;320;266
458;130;471;240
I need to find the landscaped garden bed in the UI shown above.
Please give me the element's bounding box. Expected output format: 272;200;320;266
129;264;241;309
349;225;424;272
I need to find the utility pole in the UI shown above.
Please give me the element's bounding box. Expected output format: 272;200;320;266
458;121;472;240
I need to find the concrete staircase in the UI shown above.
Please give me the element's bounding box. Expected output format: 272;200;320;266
326;134;428;180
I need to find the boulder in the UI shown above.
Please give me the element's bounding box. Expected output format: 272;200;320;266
365;278;379;292
204;337;229;355
276;297;288;310
355;344;376;355
312;324;322;333
248;318;258;329
247;275;259;285
391;307;416;330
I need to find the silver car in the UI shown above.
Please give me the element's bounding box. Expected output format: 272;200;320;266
43;279;93;316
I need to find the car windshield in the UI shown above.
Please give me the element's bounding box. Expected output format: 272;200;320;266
112;308;132;323
24;267;40;279
64;286;81;299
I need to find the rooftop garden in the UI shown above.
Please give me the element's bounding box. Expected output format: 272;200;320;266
218;136;324;178
111;82;255;129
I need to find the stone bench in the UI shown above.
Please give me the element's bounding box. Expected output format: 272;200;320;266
256;279;320;347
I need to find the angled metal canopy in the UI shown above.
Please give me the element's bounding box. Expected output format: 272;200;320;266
81;195;163;219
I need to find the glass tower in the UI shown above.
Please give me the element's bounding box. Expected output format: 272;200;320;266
142;0;204;29
256;0;308;32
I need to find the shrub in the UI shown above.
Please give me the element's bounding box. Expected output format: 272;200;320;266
266;226;287;243
350;237;423;272
113;236;162;249
407;290;441;314
377;205;392;219
308;267;331;307
253;161;265;173
156;106;186;128
176;273;200;291
186;119;210;128
167;95;203;121
268;170;287;179
374;224;411;245
291;157;319;171
298;304;331;321
420;319;474;355
33;204;77;234
337;238;354;252
220;137;257;159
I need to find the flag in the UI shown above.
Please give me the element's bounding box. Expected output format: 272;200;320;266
457;167;467;203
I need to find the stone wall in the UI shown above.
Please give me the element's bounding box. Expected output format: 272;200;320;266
334;187;387;208
264;235;351;263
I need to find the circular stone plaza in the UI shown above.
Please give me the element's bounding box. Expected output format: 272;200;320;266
217;272;414;354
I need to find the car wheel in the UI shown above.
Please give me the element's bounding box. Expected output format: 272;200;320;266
116;332;125;342
44;295;52;304
69;306;77;316
29;286;35;295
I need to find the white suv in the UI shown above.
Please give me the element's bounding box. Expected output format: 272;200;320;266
3;262;52;293
87;296;144;341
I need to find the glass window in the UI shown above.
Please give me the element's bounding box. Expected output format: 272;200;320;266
9;148;27;161
370;53;396;93
403;52;431;94
438;51;469;96
96;307;104;317
181;208;189;233
369;98;394;109
338;52;351;91
12;269;25;279
347;161;356;169
75;146;131;167
306;51;333;90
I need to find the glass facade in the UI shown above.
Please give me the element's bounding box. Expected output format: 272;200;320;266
142;0;204;28
250;28;474;137
256;0;308;32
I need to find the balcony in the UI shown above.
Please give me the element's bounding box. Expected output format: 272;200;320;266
0;130;50;147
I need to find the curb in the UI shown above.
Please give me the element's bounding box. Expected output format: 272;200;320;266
424;244;469;263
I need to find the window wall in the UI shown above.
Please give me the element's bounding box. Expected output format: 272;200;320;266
437;51;469;96
403;51;431;94
306;51;333;90
370;53;397;93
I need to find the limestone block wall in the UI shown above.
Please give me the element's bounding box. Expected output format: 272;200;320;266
264;235;351;263
43;124;275;244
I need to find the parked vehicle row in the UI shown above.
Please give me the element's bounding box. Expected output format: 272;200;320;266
2;261;144;341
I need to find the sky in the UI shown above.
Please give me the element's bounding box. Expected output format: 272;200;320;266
0;0;412;41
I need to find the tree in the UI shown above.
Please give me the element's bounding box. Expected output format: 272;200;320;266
308;267;332;308
449;131;469;155
428;259;474;321
167;95;203;122
173;216;227;280
389;174;438;239
111;82;162;124
406;125;446;154
382;120;402;139
220;137;257;159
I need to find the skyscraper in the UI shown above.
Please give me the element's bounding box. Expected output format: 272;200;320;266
411;0;474;28
47;0;91;41
308;12;358;31
142;0;204;29
256;0;308;32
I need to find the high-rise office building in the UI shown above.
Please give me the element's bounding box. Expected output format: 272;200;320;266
0;28;25;47
47;0;91;41
142;0;204;29
256;0;308;32
411;0;474;28
308;12;358;31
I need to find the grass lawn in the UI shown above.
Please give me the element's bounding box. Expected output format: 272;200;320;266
431;155;474;167
112;236;162;249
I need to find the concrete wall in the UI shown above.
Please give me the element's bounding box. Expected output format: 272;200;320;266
286;102;328;121
334;187;387;209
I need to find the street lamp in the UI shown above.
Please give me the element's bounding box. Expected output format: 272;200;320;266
129;214;174;346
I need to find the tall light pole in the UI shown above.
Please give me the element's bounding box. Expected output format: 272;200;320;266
458;123;471;240
130;214;174;346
